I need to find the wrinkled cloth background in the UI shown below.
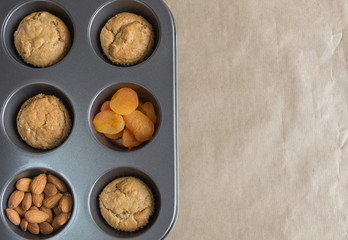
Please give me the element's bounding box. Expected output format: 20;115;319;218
164;0;348;239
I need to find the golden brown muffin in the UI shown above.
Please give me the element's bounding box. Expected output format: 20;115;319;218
14;11;71;67
100;12;154;66
17;94;71;150
99;177;154;232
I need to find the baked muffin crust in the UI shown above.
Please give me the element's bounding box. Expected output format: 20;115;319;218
17;94;71;150
99;177;154;232
14;11;71;67
100;12;154;66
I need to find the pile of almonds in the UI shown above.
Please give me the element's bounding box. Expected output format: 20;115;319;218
5;173;73;235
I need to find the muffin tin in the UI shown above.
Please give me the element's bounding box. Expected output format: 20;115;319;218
0;0;178;239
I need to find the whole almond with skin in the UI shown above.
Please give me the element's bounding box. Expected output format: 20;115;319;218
32;193;44;207
47;175;67;193
59;193;73;213
55;212;70;226
20;218;28;231
8;190;24;209
39;222;53;235
6;208;21;225
51;217;61;231
30;174;47;194
44;183;57;197
21;192;32;211
43;193;63;209
28;223;39;234
29;206;38;211
53;206;61;216
14;205;26;217
16;178;32;192
25;210;49;223
40;207;53;224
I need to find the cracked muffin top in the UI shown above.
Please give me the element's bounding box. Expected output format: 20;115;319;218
17;93;71;150
100;12;154;66
14;11;71;67
99;177;154;232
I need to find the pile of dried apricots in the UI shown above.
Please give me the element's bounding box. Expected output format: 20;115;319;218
93;88;157;148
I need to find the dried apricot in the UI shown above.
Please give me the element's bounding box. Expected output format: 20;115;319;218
100;101;111;112
104;131;123;140
140;102;157;124
124;110;154;142
137;101;144;110
110;88;139;115
122;128;142;148
93;110;125;134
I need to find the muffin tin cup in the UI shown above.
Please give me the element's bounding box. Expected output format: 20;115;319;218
89;82;161;152
0;0;177;239
1;0;75;68
0;167;76;240
2;82;75;154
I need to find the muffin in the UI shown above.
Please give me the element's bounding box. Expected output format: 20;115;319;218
100;12;154;66
99;177;154;232
14;11;71;67
17;94;71;150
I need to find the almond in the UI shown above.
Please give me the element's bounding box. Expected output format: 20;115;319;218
8;190;24;209
28;223;39;234
55;212;70;226
30;174;47;194
21;192;32;211
51;217;61;231
14;206;26;217
16;178;32;192
47;175;67;193
39;222;53;235
6;208;21;225
20;218;28;231
30;206;38;211
32;193;44;207
25;210;49;223
43;193;63;209
40;207;53;224
59;193;73;213
51;213;70;231
53;206;61;216
44;183;58;197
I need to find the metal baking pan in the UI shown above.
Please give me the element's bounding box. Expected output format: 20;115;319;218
0;0;178;239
